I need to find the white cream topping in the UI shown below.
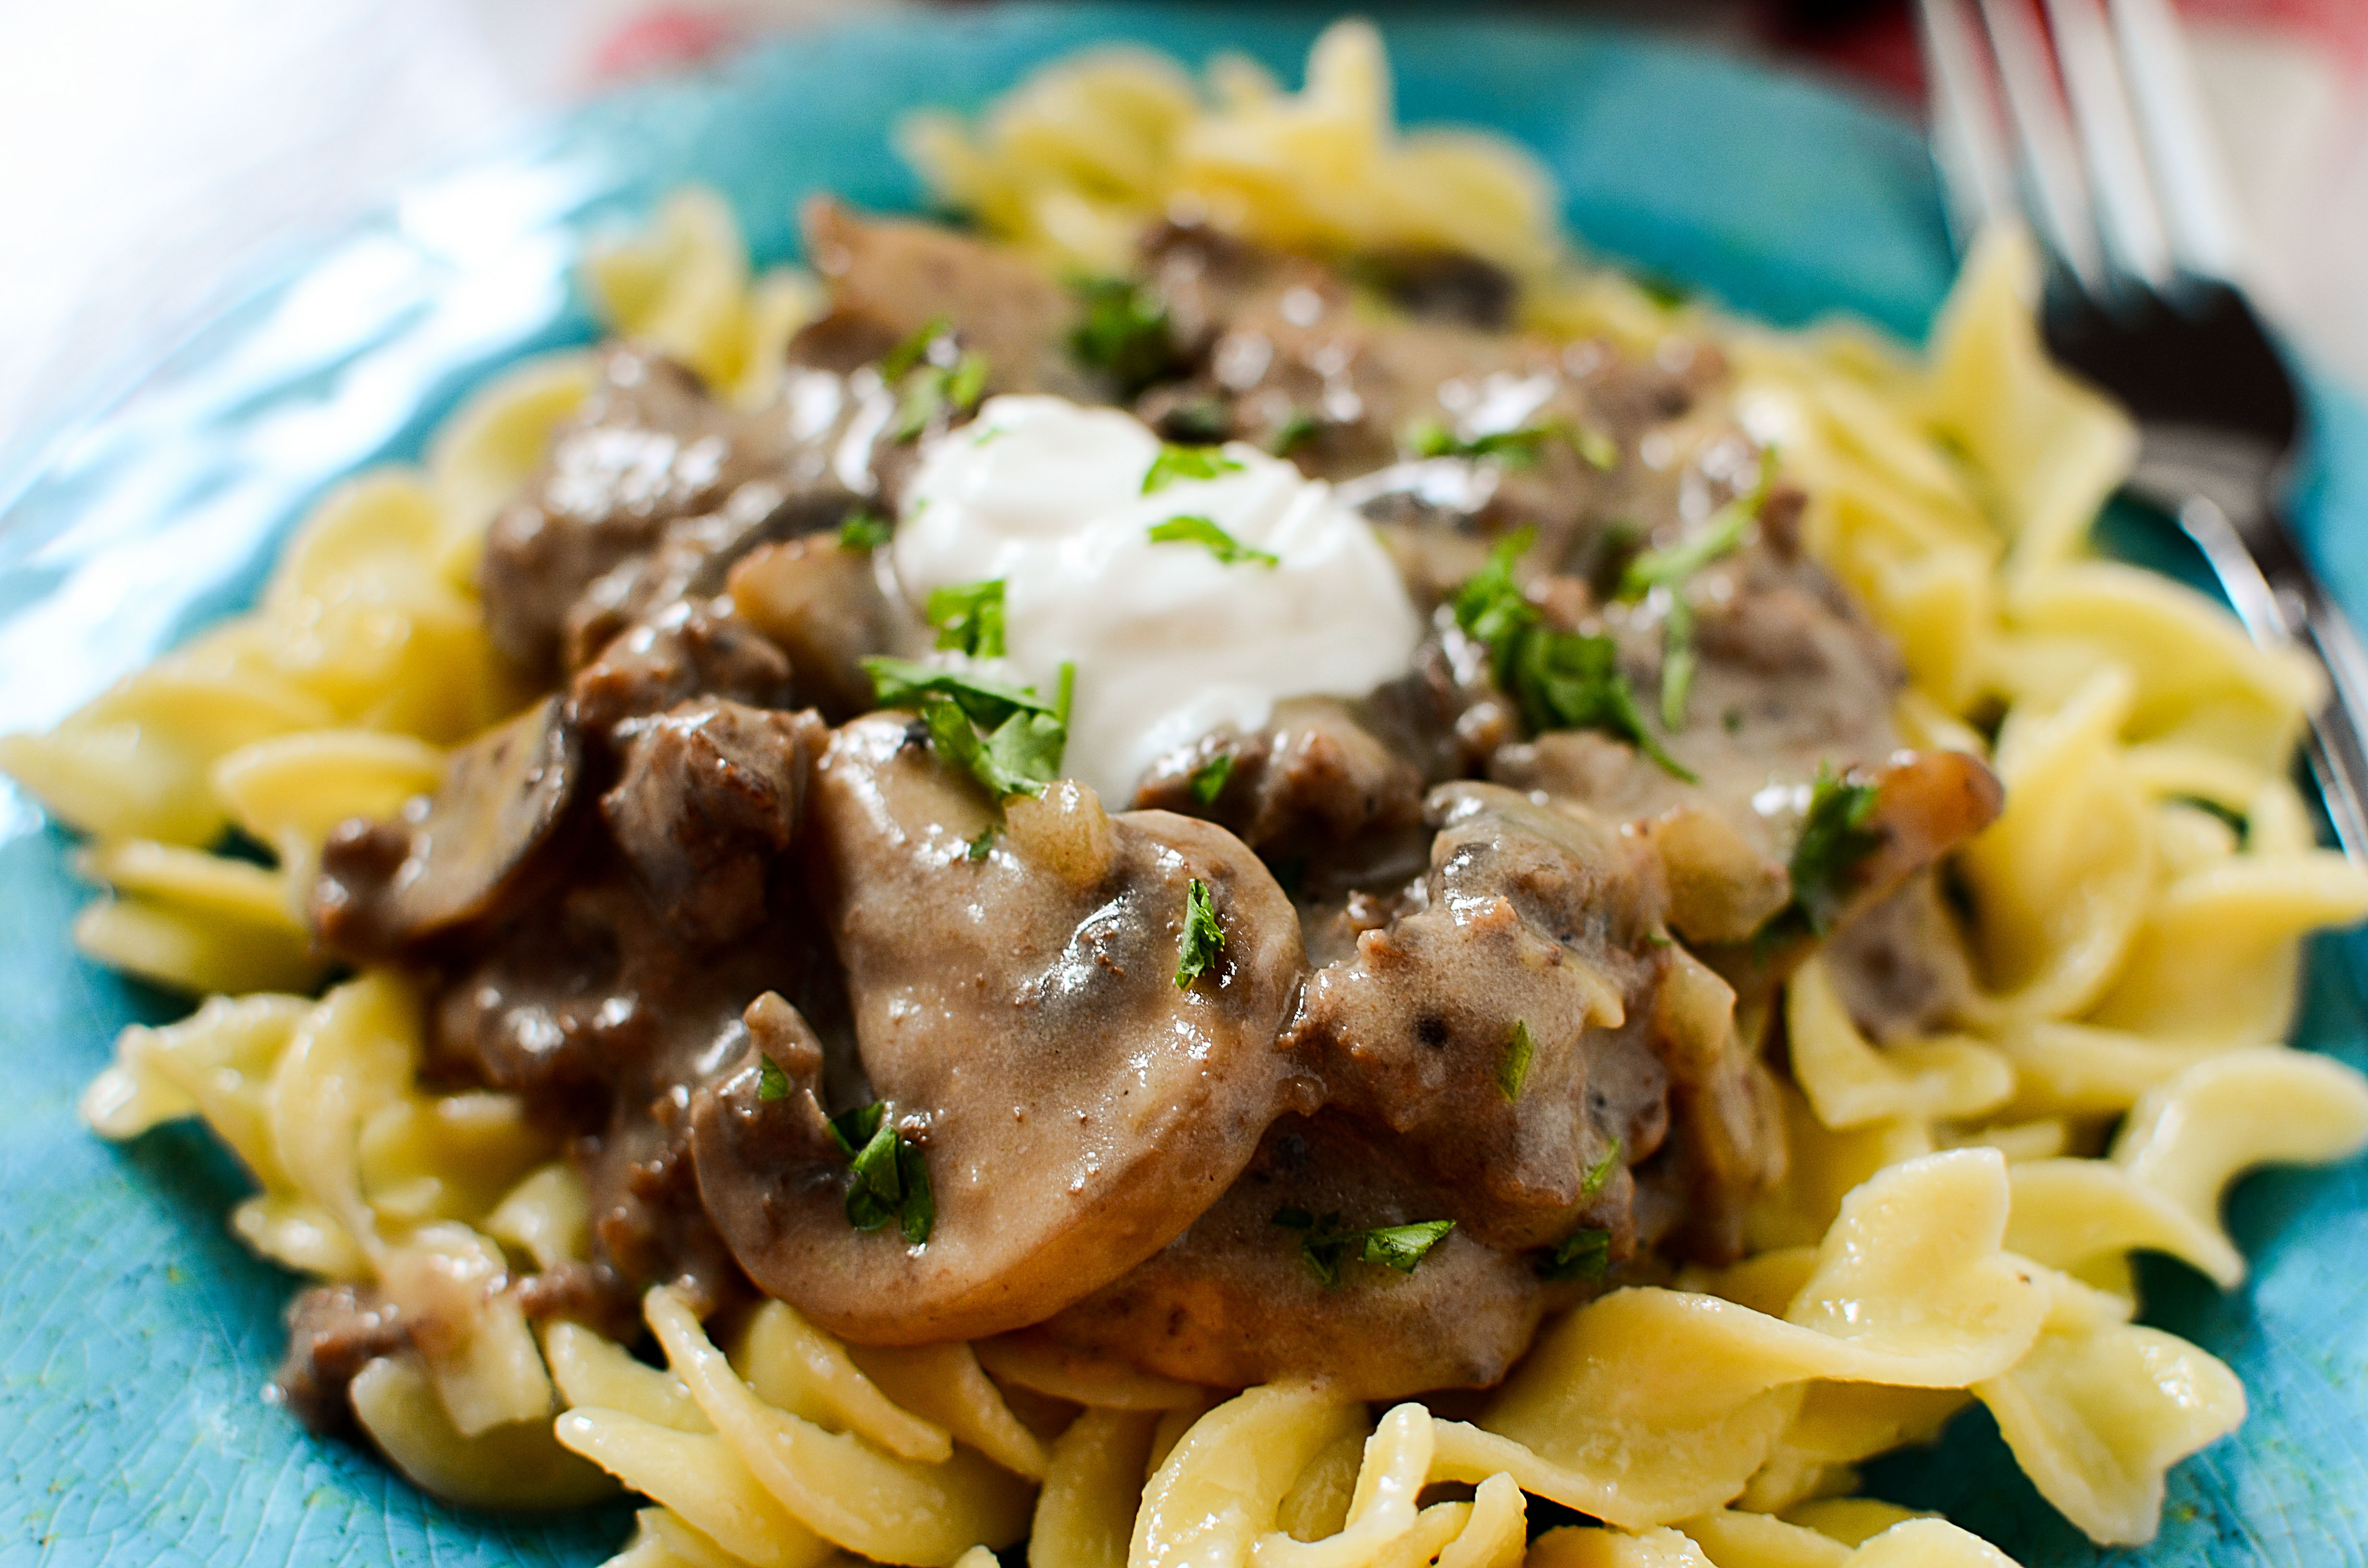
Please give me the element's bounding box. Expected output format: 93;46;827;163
891;394;1423;803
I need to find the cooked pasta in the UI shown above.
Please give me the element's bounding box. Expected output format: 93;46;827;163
12;21;2368;1568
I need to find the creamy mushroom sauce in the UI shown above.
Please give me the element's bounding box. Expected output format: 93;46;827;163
292;200;2003;1417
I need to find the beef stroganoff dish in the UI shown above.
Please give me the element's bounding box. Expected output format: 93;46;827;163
16;22;2368;1568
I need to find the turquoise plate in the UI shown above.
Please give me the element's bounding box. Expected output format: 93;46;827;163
5;7;2366;1564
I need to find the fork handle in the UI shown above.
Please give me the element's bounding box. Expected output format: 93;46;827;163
2175;492;2368;864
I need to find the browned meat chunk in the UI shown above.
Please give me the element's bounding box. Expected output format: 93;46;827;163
313;696;580;962
602;700;825;947
568;600;793;738
688;714;1307;1345
274;1284;409;1435
798;198;1094;400
481;347;792;676
1289;784;1678;1251
1134;222;1718;580
1132;697;1425;855
1035;1114;1550;1399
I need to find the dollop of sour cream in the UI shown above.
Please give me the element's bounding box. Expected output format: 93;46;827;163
892;395;1423;803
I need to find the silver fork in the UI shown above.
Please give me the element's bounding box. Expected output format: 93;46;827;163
1917;0;2368;864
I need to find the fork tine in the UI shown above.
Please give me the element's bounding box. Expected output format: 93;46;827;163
2110;0;2245;282
1979;0;2109;293
2044;0;2173;286
1916;0;2020;252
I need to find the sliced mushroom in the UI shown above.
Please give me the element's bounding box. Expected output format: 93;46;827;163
690;714;1307;1344
313;695;579;961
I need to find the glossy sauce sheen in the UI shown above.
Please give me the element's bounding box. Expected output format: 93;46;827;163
302;200;2002;1411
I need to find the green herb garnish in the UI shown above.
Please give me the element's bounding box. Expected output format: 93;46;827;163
891;351;989;441
1784;762;1883;937
1273;1208;1455;1287
1539;1226;1612;1282
881;317;951;381
828;1102;933;1243
1071;277;1181;396
1269;409;1320;459
1175;878;1225;989
1148;514;1279;568
1143;443;1245;494
1499;1020;1535;1101
1409;417;1618;471
1161;398;1232;445
757;1056;790;1102
864;658;1055;725
1580;1138;1622;1200
1571;424;1620;470
1619;452;1775;600
839;510;892;552
926;578;1007;659
1617;453;1775;730
966;826;998;863
1657;598;1698;731
863;657;1065;800
1190;753;1235;808
881;318;988;441
921;696;1065;800
1449;532;1694;781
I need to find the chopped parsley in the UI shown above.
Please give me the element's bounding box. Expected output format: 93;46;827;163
1143;443;1244;494
1656;600;1699;732
862;657;1065;800
1785;762;1883;937
966;826;998;863
926;578;1007;658
838;510;892;552
757;1056;790;1101
891;352;988;441
1174;878;1225;989
1273;1208;1455;1287
1450;531;1695;782
1159;398;1232;445
1190;752;1235;808
1580;1138;1622;1199
1269;409;1320;458
1618;453;1775;600
1071;277;1182;396
1617;452;1776;729
1408;417;1618;471
1539;1226;1612;1282
1498;1020;1536;1101
881;318;988;442
881;317;951;381
828;1103;933;1244
1148;514;1278;568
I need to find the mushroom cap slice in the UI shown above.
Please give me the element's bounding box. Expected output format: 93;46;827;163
691;714;1307;1345
314;695;579;959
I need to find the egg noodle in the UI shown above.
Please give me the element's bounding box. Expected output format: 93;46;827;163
11;21;2368;1568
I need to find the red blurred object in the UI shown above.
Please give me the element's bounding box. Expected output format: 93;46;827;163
591;6;745;81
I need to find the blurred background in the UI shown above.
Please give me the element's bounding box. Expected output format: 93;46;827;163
3;0;2364;478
